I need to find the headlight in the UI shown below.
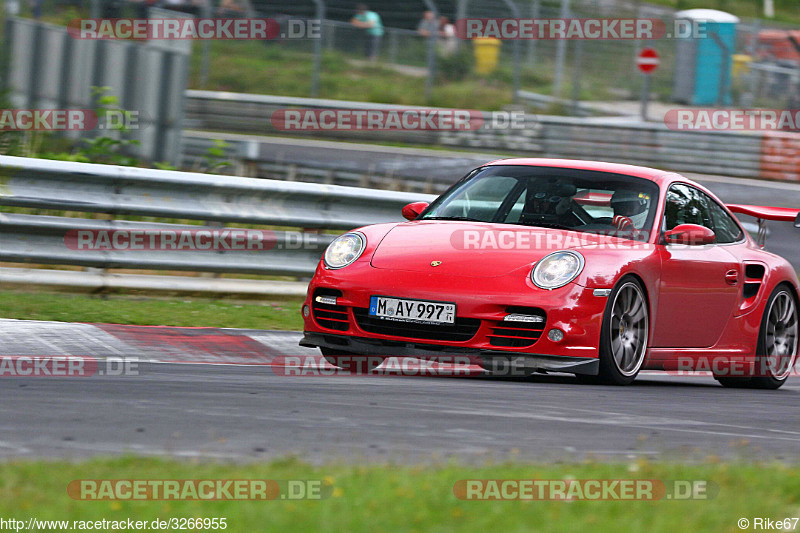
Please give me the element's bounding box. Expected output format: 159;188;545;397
323;232;366;269
531;251;584;289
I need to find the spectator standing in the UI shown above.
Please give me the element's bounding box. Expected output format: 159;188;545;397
438;16;457;56
416;10;438;37
218;0;244;17
29;0;42;18
351;4;384;62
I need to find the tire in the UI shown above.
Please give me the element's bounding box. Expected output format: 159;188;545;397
590;277;650;385
748;284;798;390
320;347;383;373
574;373;602;385
715;376;752;388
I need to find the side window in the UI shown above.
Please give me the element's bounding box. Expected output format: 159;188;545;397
663;184;713;231
699;192;744;244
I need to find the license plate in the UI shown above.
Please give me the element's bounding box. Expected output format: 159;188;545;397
369;296;456;325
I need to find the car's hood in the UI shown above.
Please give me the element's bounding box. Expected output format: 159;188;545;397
369;221;636;278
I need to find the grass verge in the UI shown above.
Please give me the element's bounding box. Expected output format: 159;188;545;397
188;42;547;110
0;457;799;532
0;289;304;330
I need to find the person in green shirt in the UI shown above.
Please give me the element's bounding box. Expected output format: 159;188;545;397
350;4;384;61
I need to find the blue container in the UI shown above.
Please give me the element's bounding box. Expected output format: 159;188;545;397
672;9;740;105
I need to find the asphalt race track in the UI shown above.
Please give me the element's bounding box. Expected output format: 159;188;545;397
1;319;799;463
0;161;798;464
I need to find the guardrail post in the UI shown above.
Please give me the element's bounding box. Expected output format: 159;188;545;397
237;140;259;177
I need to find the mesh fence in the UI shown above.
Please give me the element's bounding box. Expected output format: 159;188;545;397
179;0;800;111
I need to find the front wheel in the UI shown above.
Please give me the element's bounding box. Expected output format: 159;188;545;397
320;347;383;373
589;277;650;385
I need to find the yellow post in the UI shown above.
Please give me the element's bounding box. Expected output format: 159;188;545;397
732;54;752;78
473;38;502;75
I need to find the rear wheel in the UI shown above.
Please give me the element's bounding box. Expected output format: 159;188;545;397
750;285;798;390
585;277;649;385
320;347;383;373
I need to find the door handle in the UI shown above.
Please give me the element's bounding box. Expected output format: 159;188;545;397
725;270;739;285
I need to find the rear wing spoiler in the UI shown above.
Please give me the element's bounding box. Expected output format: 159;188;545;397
726;204;800;246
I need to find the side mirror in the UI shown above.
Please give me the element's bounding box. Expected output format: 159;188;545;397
402;202;429;221
664;224;715;245
795;213;800;228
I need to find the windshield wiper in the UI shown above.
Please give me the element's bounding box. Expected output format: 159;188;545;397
423;216;487;222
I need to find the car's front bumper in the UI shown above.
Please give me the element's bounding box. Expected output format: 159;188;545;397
300;331;600;375
300;261;610;373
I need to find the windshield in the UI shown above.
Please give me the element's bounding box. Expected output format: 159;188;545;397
419;165;660;242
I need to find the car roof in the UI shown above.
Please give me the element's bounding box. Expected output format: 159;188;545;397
484;158;674;184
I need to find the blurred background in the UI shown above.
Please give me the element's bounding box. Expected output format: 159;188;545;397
2;0;800;165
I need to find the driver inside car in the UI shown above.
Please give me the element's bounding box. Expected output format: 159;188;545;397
610;189;650;232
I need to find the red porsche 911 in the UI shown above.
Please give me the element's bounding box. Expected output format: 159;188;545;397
300;159;800;388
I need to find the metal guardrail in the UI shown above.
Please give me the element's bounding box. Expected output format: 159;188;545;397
0;155;433;229
183;91;800;183
0;155;436;292
535;116;764;179
0;214;332;276
183;90;543;153
179;131;493;194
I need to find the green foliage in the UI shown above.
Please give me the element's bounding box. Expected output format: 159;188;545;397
1;87;141;166
199;138;232;174
76;86;140;166
0;289;304;329
0;457;798;532
437;47;473;83
0;90;24;157
154;161;179;171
